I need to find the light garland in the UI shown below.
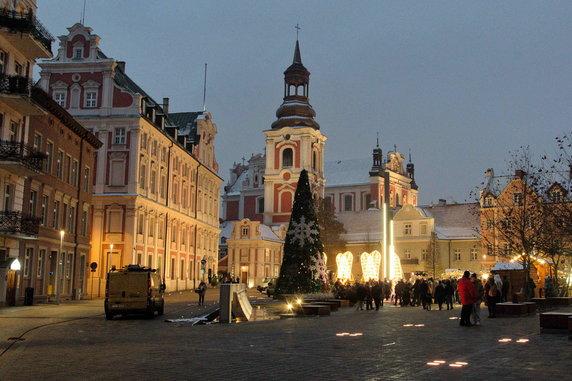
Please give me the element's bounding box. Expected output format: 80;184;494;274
360;251;381;281
336;251;353;281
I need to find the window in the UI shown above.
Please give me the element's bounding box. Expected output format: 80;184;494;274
29;190;37;216
110;160;125;186
74;47;83;59
170;257;175;279
421;249;428;261
54;92;66;107
45;141;53;173
0;50;6;73
79;255;86;280
9;120;19;141
513;193;523;206
363;194;371;210
141;133;147;149
403;223;412;235
486;219;493;230
470;248;478;261
71;160;78;186
68;206;75;233
151;140;157;156
148;218;154;237
420;223;427;235
158;221;164;240
14;61;22;76
37;250;45;278
81;210;87;236
404;249;411;259
484;197;493;207
550;191;563;203
257;197;264;214
4;184;12;211
282;148;293;167
343;194;353;212
66;253;73;279
56;151;64;179
312;150;317;171
84;167;90;192
24;248;33;278
33;133;42;150
454;249;461;261
160;175;166;198
181;227;186;245
150;171;156;194
114;128;126;145
53;200;60;229
85;91;97;108
148;255;153;268
173;181;179;204
501;218;511;230
137;214;144;235
139;164;146;188
242;227;249;237
486;244;493;256
180;259;185;280
161;147;166;162
171;225;177;242
65;155;72;183
503;244;511;256
41;195;49;226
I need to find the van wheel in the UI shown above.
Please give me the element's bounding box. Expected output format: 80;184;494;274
145;307;154;318
105;312;113;320
158;304;164;316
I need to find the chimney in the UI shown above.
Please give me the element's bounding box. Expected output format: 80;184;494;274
116;61;126;72
438;199;447;206
162;97;169;116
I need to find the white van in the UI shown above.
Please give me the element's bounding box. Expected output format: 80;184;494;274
104;265;165;320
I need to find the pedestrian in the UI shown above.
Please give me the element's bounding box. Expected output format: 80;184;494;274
198;280;207;306
434;280;446;310
471;273;484;325
365;281;374;310
355;282;366;311
484;276;498;318
458;271;476;326
384;279;391;302
419;279;429;310
444;280;454;310
372;281;382;310
527;278;536;300
412;279;421;307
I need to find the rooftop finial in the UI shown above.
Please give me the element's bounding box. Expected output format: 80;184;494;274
295;23;301;40
293;25;302;64
376;132;379;148
394;144;397;153
409;148;412;162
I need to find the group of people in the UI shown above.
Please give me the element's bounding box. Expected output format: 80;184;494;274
458;270;509;326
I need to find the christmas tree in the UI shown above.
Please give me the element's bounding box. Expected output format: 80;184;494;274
276;169;328;295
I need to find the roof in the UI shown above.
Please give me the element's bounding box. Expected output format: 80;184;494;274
491;262;524;271
169;112;202;141
325;158;371;187
219;221;234;245
225;170;249;196
258;224;283;242
419;203;480;240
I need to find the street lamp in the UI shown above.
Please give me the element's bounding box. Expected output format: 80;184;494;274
55;230;64;305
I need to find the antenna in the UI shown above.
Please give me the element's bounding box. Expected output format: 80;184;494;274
81;0;87;24
202;63;208;112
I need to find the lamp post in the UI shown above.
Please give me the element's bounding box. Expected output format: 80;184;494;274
56;230;64;305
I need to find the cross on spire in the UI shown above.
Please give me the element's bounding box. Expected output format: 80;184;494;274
295;23;301;40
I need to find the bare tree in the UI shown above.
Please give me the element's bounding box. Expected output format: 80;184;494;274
425;232;442;279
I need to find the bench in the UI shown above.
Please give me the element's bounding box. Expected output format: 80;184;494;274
496;302;528;316
295;303;331;316
312;301;339;311
327;299;350;308
547;297;572;306
539;312;572;331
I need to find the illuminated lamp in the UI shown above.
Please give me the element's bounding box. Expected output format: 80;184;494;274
10;258;21;271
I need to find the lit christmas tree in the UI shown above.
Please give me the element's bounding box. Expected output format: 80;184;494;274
276;170;328;294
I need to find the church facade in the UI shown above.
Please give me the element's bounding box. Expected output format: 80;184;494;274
220;40;482;286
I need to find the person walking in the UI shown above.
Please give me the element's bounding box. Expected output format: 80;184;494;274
419;279;429;310
471;273;484;325
355;282;366;311
458;271;476;326
365;281;374;310
198;280;207;306
372;281;383;310
434;280;446;310
485;276;498;318
444;280;454;310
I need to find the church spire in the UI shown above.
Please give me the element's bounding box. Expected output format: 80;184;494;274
293;39;302;64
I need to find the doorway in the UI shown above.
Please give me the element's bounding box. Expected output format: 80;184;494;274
240;271;248;284
6;269;17;306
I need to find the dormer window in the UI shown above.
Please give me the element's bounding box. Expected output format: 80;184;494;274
550;190;563;203
484;197;494;207
74;48;83;59
513;193;523;206
241;227;249;237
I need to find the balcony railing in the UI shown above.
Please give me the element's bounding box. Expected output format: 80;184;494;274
0;140;46;172
0;72;31;95
0;211;40;237
0;8;54;53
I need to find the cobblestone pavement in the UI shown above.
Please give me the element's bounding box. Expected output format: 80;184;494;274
1;293;570;381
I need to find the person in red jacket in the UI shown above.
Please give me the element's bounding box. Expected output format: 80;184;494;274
457;271;476;326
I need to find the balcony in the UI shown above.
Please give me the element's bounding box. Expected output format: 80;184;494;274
0;74;45;115
0;211;40;239
0;8;53;58
0;140;46;176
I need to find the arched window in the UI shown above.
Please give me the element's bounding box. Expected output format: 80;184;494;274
282;148;293;167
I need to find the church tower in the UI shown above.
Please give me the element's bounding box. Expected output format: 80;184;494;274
263;40;327;225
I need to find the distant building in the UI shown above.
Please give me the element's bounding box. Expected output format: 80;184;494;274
38;24;222;296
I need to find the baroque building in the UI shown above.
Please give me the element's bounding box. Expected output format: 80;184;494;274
38;24;222;296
